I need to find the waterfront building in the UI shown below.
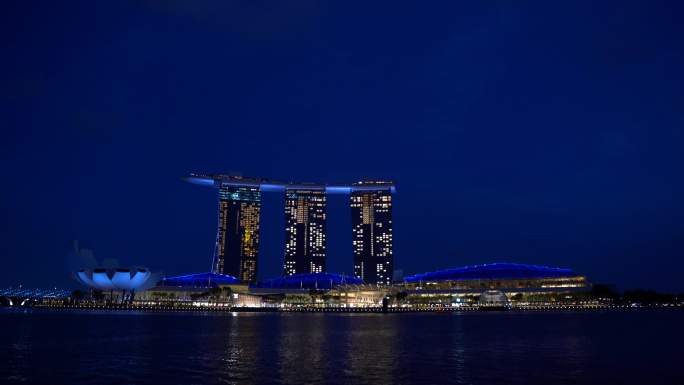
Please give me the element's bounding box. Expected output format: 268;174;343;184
137;272;260;306
185;174;395;284
251;272;362;292
400;263;590;307
283;189;327;275
74;267;159;302
112;263;591;309
249;272;363;306
214;186;261;283
75;267;157;292
350;182;394;285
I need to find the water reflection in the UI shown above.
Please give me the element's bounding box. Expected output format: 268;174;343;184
344;314;398;385
5;313;32;383
0;310;681;385
219;313;264;384
277;314;330;384
447;314;469;384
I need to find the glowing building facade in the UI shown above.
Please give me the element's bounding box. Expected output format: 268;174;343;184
214;186;261;283
283;189;327;275
351;183;394;285
186;174;395;285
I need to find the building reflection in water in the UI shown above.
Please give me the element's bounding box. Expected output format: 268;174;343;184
4;318;32;383
343;314;398;385
219;313;265;384
213;312;593;384
447;315;469;384
276;314;330;384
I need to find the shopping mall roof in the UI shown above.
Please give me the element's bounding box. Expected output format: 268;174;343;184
251;273;363;290
403;263;581;283
156;272;241;288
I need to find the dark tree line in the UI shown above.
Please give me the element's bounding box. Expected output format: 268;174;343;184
591;284;682;305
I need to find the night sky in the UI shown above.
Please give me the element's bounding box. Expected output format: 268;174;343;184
2;1;683;292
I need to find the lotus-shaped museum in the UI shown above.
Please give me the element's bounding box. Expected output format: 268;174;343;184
76;267;157;291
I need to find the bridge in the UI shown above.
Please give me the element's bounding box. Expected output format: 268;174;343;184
0;287;72;306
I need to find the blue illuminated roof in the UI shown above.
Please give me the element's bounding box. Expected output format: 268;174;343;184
251;273;362;290
403;263;581;283
184;174;396;194
157;272;241;288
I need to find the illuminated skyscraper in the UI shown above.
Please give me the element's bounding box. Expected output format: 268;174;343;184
350;183;394;285
214;186;261;283
186;174;395;284
283;189;326;275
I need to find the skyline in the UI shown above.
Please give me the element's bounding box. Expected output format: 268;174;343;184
194;173;396;285
2;1;684;292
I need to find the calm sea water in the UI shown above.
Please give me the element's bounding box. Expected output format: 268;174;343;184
1;309;682;385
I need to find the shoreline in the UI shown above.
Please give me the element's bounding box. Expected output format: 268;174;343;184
4;303;681;314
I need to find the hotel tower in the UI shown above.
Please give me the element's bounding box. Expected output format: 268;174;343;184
283;189;327;275
350;183;394;285
185;174;394;285
213;185;261;283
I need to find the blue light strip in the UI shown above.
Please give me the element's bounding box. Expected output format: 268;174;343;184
185;177;216;187
403;263;580;283
158;272;241;287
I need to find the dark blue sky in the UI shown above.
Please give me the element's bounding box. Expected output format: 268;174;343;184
2;1;683;291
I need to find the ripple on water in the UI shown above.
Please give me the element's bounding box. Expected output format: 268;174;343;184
0;310;683;385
